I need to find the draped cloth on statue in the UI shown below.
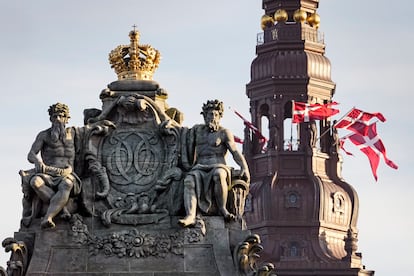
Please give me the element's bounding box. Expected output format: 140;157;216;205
34;171;82;196
187;163;231;214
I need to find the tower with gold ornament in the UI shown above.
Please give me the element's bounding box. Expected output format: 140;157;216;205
243;1;375;275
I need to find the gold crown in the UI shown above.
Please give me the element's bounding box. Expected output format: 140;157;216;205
109;28;161;80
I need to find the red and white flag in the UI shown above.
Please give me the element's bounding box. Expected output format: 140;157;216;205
233;135;244;144
334;107;386;136
338;138;354;156
346;123;398;181
292;101;339;123
233;109;268;144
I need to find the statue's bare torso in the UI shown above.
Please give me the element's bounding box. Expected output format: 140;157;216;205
194;125;229;166
30;128;76;169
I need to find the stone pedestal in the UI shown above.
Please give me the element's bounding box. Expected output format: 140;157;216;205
15;216;249;275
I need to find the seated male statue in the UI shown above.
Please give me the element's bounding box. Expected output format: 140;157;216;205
179;100;250;227
27;103;81;229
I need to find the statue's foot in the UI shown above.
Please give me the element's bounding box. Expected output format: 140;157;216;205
60;208;72;220
178;216;196;227
41;217;56;229
222;210;236;221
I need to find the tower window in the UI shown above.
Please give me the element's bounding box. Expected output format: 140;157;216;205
290;244;298;257
332;192;345;214
283;101;299;151
281;240;306;259
285;191;300;208
260;115;269;152
283;118;299;151
257;103;269;153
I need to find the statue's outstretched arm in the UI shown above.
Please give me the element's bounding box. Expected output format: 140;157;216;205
225;129;250;183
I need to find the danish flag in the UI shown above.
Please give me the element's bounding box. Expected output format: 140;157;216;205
334;107;386;136
346;123;398;181
338;138;354;156
233;135;244;144
292;101;339;123
233;109;268;144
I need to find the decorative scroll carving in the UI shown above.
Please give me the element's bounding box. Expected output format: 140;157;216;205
1;238;29;276
233;234;276;276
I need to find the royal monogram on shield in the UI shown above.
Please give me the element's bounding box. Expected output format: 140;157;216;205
100;129;165;194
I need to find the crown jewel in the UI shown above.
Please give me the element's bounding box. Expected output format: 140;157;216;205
109;28;161;80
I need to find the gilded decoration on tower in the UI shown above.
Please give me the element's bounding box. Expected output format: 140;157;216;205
293;9;307;23
109;28;161;80
274;9;288;23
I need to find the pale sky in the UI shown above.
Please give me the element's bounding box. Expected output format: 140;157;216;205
0;1;412;275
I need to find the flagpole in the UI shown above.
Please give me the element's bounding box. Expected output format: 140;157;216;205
318;123;332;141
317;106;355;142
332;106;355;128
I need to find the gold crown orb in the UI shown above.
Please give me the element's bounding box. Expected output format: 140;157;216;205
109;28;161;80
274;9;288;23
307;13;321;29
293;9;307;23
261;14;275;30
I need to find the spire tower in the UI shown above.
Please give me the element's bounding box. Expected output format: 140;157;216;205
243;1;374;275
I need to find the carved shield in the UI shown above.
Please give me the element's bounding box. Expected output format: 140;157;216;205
100;128;165;195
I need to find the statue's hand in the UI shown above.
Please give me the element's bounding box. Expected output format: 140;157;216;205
61;166;73;177
35;161;45;173
240;168;250;183
101;120;116;128
89;120;116;135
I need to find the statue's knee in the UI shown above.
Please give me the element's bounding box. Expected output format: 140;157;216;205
30;176;44;189
61;179;74;191
213;168;227;182
183;177;195;189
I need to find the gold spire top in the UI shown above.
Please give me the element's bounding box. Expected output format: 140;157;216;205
109;27;161;80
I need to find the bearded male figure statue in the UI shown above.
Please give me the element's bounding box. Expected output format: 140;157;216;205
179;99;250;227
27;103;81;229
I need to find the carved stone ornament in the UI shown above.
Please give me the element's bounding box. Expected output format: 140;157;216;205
71;215;184;258
233;234;276;276
0;238;28;276
2;28;269;276
79;93;184;227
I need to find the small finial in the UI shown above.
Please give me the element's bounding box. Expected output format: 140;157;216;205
132;24;137;32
